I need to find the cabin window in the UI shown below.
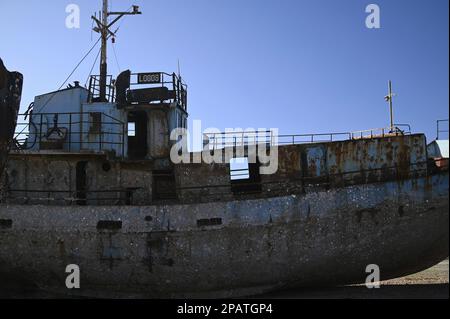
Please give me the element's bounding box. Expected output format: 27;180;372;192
89;112;102;134
229;157;262;194
128;122;136;137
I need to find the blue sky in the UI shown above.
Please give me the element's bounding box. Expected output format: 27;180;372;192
1;0;448;141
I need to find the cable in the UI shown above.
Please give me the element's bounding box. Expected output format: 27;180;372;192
85;47;102;87
34;36;102;115
112;41;121;72
14;36;102;139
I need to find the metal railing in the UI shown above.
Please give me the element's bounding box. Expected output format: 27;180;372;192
203;130;273;150
2;159;445;206
203;125;412;150
87;75;116;103
437;119;449;140
129;72;188;110
13;112;126;156
350;124;411;140
175;159;445;193
277;132;352;145
3;188;138;205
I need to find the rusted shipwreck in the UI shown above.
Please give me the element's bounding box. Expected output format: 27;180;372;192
0;65;448;298
0;3;448;298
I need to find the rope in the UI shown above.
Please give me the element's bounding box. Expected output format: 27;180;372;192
85;47;101;87
34;36;102;114
14;37;102;139
112;41;121;72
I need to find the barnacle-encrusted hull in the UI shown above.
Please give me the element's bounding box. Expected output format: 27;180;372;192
0;171;447;298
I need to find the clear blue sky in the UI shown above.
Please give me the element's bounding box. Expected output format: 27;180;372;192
1;0;448;141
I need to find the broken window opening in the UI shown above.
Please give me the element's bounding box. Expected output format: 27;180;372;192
230;157;250;180
230;157;262;194
89;112;102;134
153;170;177;201
128;122;136;137
127;111;148;159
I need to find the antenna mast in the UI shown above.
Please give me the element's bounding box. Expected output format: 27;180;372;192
384;80;396;132
92;0;141;101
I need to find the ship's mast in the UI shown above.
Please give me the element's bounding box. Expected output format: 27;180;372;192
100;0;108;101
384;80;396;132
92;0;141;101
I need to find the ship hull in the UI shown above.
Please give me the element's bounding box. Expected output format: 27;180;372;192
0;172;448;298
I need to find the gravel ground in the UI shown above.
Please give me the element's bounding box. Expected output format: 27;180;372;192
0;259;448;299
260;259;449;299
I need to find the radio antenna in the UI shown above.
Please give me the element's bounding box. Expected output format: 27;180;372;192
91;0;141;101
384;80;396;132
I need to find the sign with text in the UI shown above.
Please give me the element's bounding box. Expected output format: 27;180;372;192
137;72;161;84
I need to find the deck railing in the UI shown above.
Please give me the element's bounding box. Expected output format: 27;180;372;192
203;124;411;150
3;188;137;205
129;72;188;110
13;112;126;156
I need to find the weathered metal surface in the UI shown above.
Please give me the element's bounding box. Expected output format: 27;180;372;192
2;134;436;205
1;131;448;297
326;134;427;186
147;109;170;158
2;154;155;205
22;93;126;157
0;58;23;182
0;172;447;298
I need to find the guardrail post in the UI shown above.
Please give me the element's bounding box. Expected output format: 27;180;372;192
39;113;43;150
172;73;176;102
69;113;72;152
99;114;102;151
122;123;125;157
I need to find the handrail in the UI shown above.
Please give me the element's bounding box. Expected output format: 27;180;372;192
350;125;410;140
87;75;115;103
4;188;139;205
203;125;412;150
129;72;188;110
3;159;445;205
13;112;126;156
176;159;442;192
88;72;188;109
